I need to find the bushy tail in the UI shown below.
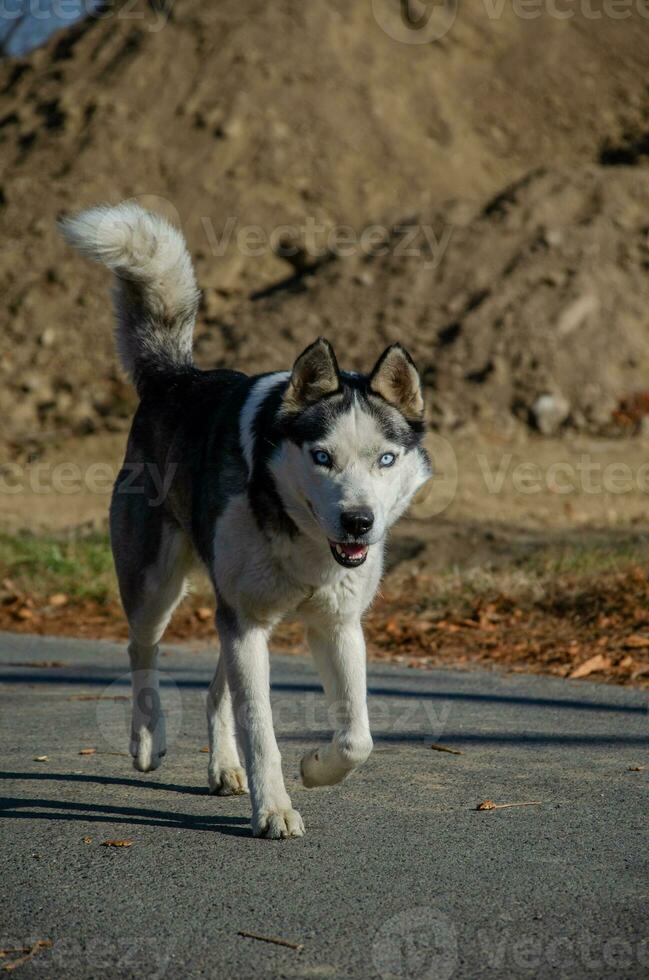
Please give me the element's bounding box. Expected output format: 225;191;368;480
59;203;200;393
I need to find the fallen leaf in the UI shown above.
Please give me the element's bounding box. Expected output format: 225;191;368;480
457;618;482;630
78;748;97;756
199;746;210;753
82;836;93;844
33;755;48;762
429;743;463;755
477;799;496;810
624;634;649;649
14;607;34;621
48;593;69;607
569;654;611;679
101;839;133;848
434;620;462;633
628;766;645;772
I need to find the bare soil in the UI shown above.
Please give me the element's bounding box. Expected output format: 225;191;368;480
3;2;649;452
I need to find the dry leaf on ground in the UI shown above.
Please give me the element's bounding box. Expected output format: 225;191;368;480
33;755;48;762
569;654;611;679
101;839;133;848
78;748;96;755
623;634;649;649
48;593;69;607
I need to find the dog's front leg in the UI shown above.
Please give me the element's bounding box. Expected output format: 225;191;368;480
301;618;373;787
217;604;304;839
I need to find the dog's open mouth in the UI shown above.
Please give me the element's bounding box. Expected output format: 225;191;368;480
329;541;369;568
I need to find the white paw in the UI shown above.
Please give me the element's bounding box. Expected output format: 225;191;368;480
300;747;345;788
253;807;305;839
208;766;249;796
130;725;166;772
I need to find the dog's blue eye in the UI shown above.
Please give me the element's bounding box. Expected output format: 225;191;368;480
312;449;332;468
379;452;396;468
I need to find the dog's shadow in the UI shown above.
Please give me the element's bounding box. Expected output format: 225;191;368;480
0;771;251;838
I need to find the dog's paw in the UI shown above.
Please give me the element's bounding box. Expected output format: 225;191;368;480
253;807;305;840
130;727;166;773
208;766;248;796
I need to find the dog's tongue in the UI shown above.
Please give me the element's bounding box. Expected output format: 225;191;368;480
339;542;367;559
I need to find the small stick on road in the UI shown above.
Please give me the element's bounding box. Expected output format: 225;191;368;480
476;799;542;811
238;930;304;952
1;939;53;972
429;743;463;755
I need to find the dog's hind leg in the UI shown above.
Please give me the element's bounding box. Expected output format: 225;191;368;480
112;494;193;772
300;617;373;788
206;654;248;795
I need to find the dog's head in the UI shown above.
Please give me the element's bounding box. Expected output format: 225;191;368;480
270;338;431;568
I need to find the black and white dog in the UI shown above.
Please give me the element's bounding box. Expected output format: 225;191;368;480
60;204;431;839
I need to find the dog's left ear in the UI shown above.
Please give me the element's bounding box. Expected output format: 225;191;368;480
369;344;424;421
283;338;341;413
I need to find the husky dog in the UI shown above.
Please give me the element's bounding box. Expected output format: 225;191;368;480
60;203;431;839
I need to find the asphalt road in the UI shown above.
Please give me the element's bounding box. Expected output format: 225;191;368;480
1;632;648;979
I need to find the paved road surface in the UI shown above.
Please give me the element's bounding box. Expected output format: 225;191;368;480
1;632;647;979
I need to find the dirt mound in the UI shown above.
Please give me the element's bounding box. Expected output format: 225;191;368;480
222;165;649;433
2;0;649;455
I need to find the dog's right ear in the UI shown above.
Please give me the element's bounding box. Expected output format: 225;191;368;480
282;338;341;412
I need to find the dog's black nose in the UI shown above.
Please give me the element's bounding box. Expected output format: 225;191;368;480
341;509;374;536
